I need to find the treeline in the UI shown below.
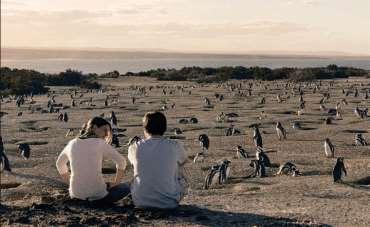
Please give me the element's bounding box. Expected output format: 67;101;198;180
0;68;101;96
124;65;368;83
1;65;368;95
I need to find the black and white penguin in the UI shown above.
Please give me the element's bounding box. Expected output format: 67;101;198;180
256;147;271;167
354;133;367;146
324;138;335;158
292;122;301;129
199;134;210;152
0;136;11;172
249;159;266;178
253;126;263;148
236;145;248;159
18;143;31;159
276;122;287;140
332;157;347;183
189;117;198;124
110;111;117;127
63;112;69;123
276;162;301;177
173;128;183;135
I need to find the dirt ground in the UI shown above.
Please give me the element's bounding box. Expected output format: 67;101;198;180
1;76;369;226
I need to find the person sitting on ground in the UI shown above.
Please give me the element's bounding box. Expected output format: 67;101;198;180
128;111;187;209
56;117;129;204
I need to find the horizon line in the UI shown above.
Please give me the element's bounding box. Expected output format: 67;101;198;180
3;46;370;58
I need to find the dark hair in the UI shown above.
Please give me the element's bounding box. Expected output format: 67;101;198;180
90;117;111;128
143;111;167;135
80;117;111;135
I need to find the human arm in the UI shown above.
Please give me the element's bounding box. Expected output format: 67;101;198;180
177;142;187;166
56;147;70;184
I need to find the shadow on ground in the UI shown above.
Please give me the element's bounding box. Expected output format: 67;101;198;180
0;200;331;226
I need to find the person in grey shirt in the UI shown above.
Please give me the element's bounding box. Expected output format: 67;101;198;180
128;111;187;209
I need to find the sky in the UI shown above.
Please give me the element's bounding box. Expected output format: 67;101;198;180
1;0;370;55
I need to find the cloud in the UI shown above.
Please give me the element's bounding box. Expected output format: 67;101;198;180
285;0;322;6
2;8;309;37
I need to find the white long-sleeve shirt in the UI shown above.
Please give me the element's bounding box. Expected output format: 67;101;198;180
56;138;126;200
128;136;186;208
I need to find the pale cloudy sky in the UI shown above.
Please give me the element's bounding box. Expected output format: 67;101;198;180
1;0;370;55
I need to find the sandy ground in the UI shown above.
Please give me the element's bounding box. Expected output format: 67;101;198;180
1;76;369;226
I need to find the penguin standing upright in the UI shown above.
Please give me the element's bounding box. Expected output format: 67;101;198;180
253;126;263;148
0;136;11;172
63;112;69;123
276;122;287;140
110;111;118;128
324;138;335;158
18;143;31;159
332;157;347;182
194;134;210;163
198;134;210;152
256;147;271;168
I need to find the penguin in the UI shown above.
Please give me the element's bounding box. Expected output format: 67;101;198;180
178;118;189;124
325;117;332;125
198;134;210;152
332;157;347;183
276;162;301;177
203;164;219;189
249;159;266;178
324;138;335;158
253;126;263;148
112;134;120;147
225;125;239;136
18;143;31;159
203;160;231;189
58;113;64;121
63;112;69;123
256;147;272;167
193;152;205;163
219;159;231;184
276;94;282;103
161;105;168;111
110;111;117;127
336;111;342;120
173;128;182;135
236;145;248;159
65;128;74;137
354;88;359;97
189;117;198;124
297;109;304;116
320;104;327;111
292;122;301;129
0;136;11;172
259;97;265;105
354;133;367;146
203;97;211;106
276;122;287;140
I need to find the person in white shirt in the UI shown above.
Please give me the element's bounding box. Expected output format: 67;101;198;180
128;111;187;209
56;117;129;204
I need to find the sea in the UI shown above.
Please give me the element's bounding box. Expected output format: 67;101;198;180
2;48;370;74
